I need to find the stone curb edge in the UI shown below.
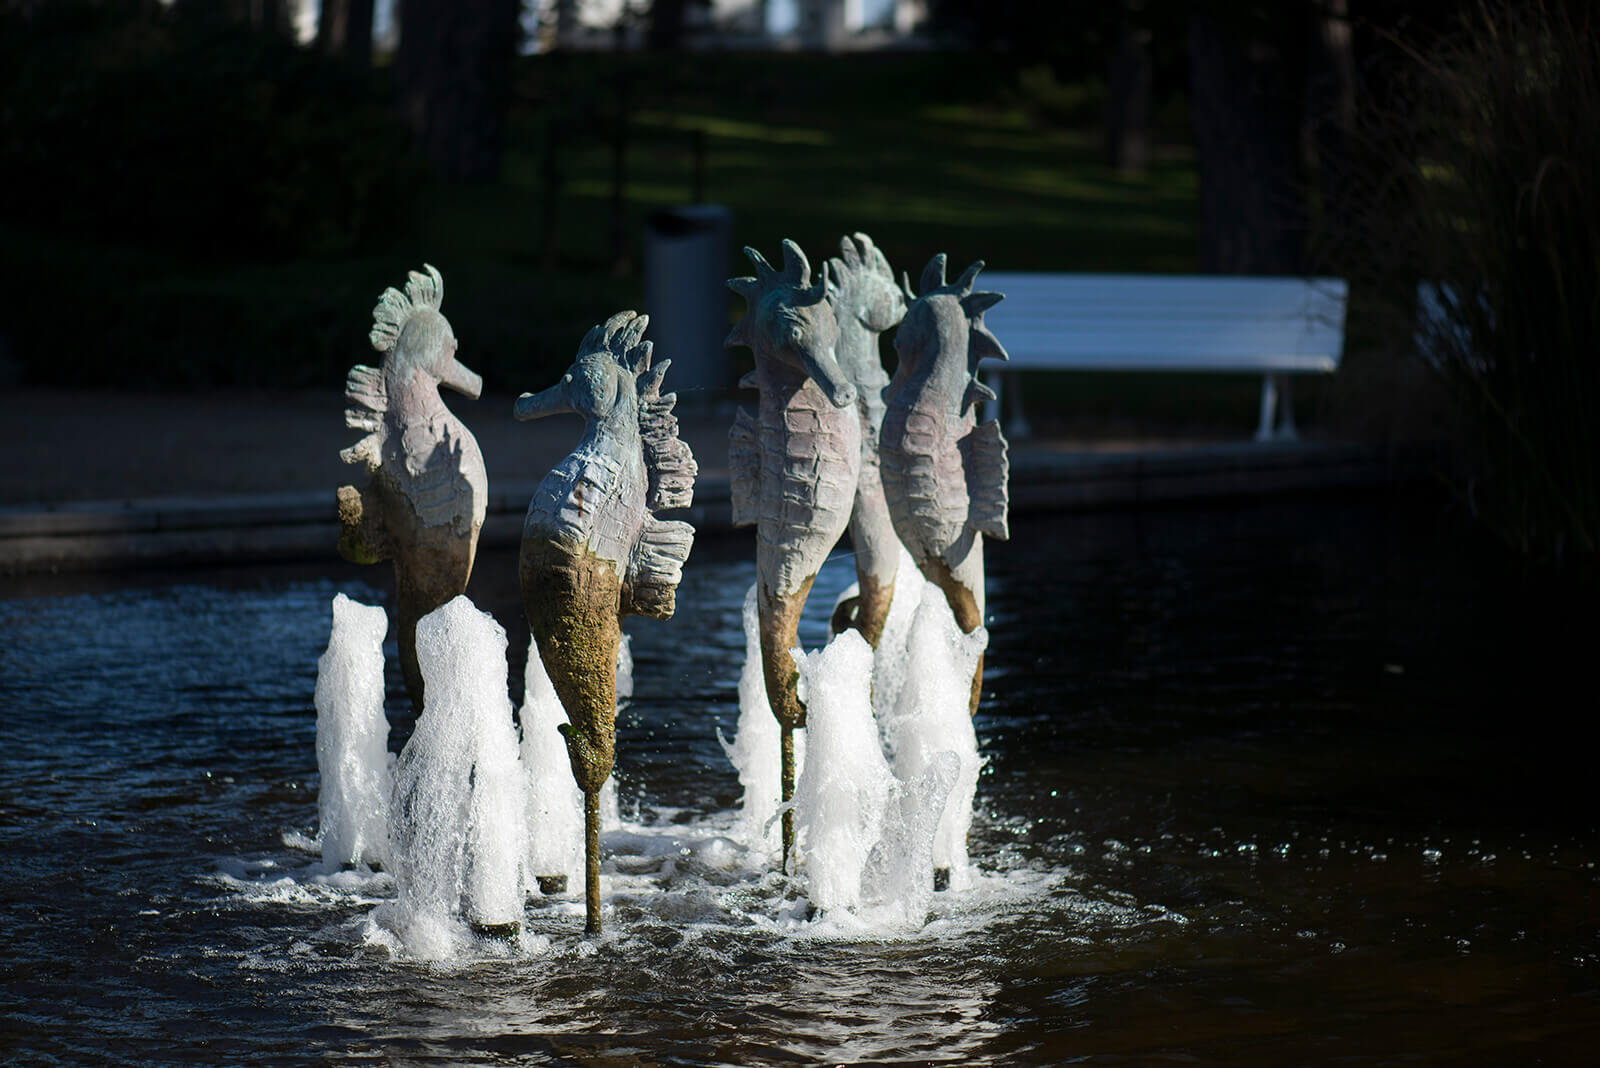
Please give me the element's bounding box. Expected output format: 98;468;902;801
0;444;1414;575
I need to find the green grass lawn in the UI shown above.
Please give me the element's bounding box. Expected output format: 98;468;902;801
476;51;1199;276
10;49;1288;431
404;50;1243;427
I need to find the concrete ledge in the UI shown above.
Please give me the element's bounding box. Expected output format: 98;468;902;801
0;442;1416;574
1008;441;1406;512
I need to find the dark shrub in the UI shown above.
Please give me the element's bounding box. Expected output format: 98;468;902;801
1;1;419;258
1350;1;1597;568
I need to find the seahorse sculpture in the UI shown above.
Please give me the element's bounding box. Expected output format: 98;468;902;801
824;232;908;647
727;239;859;867
880;254;1010;714
515;310;696;936
337;264;487;712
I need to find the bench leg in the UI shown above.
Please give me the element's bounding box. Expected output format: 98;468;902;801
1002;371;1032;440
1276;374;1298;440
984;370;1031;439
1255;373;1297;442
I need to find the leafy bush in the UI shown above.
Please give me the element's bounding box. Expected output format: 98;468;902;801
0;1;419;258
1354;1;1597;568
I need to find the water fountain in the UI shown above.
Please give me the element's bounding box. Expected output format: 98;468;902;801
518;636;584;896
310;240;1001;944
313;593;392;872
384;596;527;953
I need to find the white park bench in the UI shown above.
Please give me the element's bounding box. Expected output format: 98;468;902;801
975;274;1348;441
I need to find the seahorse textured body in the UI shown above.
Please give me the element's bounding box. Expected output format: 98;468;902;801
515;310;697;934
336;264;486;710
880;401;973;567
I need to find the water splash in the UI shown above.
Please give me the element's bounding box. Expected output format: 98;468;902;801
600;633;630;829
313;593;393;871
791;630;958;926
519;636;583;892
720;584;784;858
867;545;925;720
880;590;987;889
383;596;528;958
791;631;890;912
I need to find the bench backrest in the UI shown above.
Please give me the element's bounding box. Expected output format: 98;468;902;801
977;273;1348;374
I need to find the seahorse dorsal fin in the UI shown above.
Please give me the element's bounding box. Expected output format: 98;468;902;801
344;364;385;421
342;364;386;471
728;407;761;528
636;356;697;514
963;377;997;414
625;517;695;620
960;418;1010;541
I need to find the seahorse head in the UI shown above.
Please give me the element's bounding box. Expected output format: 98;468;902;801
892;254;1007;412
828;231;905;335
515;310;651;427
727;239;856;409
370;264;482;406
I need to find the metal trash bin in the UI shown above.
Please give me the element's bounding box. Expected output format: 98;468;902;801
643;204;733;400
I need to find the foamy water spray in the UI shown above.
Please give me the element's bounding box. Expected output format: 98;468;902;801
822;547;983;891
866;547;925;720
791;629;958;926
880;590;987;890
314;594;393;871
722;584;792;858
791;632;889;911
386;596;528;957
518;633;627;890
520;637;584;894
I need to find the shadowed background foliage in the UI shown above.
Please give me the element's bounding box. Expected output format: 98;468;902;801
2;0;1592;569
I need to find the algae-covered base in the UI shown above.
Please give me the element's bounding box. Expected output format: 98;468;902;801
469;921;521;943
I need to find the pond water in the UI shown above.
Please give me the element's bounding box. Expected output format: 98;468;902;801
2;492;1595;1065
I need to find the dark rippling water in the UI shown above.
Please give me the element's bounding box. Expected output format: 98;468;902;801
2;492;1596;1065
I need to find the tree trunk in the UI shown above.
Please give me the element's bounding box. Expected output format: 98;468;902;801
397;0;521;182
1305;0;1356;264
223;0;293;35
1187;6;1309;274
1106;0;1151;174
648;0;690;49
318;0;374;69
552;0;580;48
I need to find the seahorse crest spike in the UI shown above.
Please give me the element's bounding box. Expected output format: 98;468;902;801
370;263;445;354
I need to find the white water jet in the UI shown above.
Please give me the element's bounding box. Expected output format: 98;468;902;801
861;748;960;926
880;589;988;890
386;596;528;958
720;583;809;858
615;631;634;703
599;633;631;828
519;636;583;891
314;593;393;871
791;630;955;924
872;546;926;724
791;631;887;912
721;584;781;855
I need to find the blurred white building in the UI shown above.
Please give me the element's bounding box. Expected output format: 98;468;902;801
291;1;929;54
530;0;930;51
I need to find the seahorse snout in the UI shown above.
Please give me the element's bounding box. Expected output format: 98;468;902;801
437;357;482;400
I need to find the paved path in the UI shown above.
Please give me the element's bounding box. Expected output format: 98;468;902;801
0;387;1408;573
